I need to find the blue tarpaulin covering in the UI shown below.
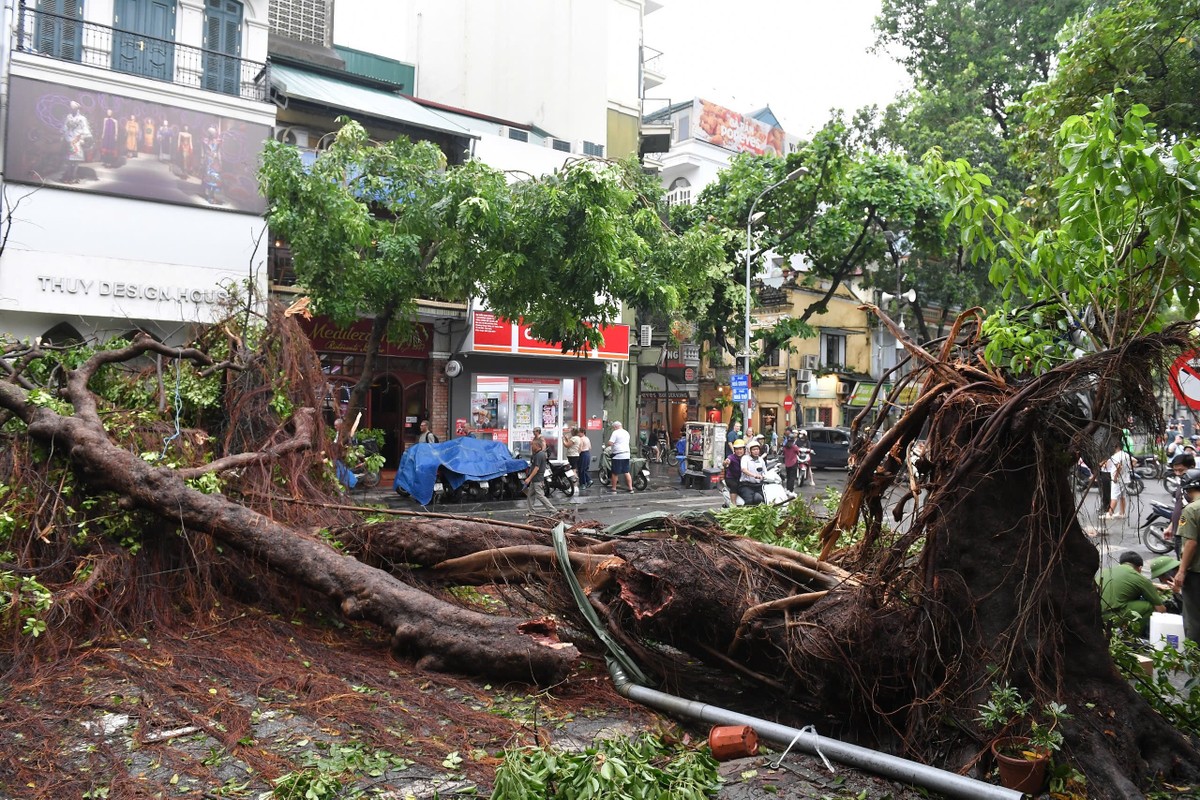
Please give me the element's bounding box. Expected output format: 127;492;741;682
393;438;529;505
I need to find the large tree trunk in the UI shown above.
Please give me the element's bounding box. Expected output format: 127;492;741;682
0;336;577;684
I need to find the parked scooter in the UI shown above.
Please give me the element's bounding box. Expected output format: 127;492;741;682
598;447;650;491
544;460;578;498
1137;500;1178;555
1133;454;1163;480
720;463;795;508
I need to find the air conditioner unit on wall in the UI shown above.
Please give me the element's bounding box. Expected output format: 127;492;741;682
803;354;819;370
797;381;811;396
797;368;813;383
273;126;311;148
837;382;852;395
544;137;573;153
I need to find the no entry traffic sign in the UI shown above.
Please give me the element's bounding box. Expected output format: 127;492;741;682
1168;350;1200;410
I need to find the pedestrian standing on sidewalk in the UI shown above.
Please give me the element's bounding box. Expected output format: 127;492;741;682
1173;476;1200;643
1102;441;1132;519
576;428;592;488
417;420;438;444
563;428;581;485
607;421;634;492
524;439;556;515
781;431;801;492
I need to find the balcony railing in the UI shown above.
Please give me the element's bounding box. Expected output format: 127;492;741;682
16;4;269;103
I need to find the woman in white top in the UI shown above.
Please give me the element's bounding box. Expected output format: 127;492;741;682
563;429;581;484
738;442;768;506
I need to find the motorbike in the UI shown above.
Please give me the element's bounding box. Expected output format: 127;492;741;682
598;447;650;491
1071;460;1094;493
394;438;529;506
544;459;577;498
720;463;795;507
1136;500;1177;555
796;447;814;488
1133;454;1163;480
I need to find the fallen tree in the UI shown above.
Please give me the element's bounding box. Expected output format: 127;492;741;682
3;307;1200;797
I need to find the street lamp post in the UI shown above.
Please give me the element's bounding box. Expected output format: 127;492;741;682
743;167;807;430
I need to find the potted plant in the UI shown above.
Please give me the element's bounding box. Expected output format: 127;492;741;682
976;682;1073;793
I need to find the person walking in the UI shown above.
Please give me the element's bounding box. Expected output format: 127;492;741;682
1101;441;1132;519
523;439;556;515
576;428;592;488
417;420;438;444
607;421;634;492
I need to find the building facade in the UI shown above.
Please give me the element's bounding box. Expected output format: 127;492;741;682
0;0;276;346
265;0;663;463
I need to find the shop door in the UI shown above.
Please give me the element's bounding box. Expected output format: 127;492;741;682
511;382;562;459
370;375;405;468
113;0;176;81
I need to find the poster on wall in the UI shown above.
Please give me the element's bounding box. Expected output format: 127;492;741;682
5;76;269;213
515;403;533;427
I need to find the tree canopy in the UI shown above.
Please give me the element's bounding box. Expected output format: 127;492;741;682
932;92;1200;373
259;119;724;423
670;118;945;366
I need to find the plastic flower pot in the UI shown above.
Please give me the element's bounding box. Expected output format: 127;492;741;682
707;725;759;761
990;736;1049;793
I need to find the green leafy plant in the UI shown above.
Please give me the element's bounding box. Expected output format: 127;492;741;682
976;682;1072;757
1110;629;1200;735
490;734;720;800
0;571;53;637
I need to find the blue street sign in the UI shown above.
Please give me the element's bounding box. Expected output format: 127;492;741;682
731;373;750;402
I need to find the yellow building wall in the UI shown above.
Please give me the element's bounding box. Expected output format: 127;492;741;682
702;282;872;434
607;109;640;159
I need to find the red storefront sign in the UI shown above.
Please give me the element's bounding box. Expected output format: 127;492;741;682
299;316;432;359
469;311;629;361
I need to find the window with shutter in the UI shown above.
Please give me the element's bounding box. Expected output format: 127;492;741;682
34;0;83;62
202;0;242;96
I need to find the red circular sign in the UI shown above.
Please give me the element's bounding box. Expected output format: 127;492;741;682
783;395;794;412
1169;350;1200;410
684;367;697;382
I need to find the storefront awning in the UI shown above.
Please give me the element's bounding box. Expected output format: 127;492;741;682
270;64;476;141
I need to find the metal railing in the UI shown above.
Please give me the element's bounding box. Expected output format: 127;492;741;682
16;4;270;103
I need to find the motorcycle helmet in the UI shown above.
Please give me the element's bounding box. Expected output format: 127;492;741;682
1183;476;1200;494
1150;556;1181;580
748;441;762;452
732;439;746;449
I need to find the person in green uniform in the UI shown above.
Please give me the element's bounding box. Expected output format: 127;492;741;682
1097;551;1166;635
1172;476;1200;642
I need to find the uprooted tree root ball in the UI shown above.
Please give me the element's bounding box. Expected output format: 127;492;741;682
3;305;1200;798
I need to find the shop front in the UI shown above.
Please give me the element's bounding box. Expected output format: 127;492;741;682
450;311;630;461
299;315;432;468
637;343;700;445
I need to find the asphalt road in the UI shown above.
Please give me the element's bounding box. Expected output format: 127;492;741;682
1076;473;1178;571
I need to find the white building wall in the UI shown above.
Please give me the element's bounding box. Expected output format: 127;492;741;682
332;0;612;146
606;0;642;119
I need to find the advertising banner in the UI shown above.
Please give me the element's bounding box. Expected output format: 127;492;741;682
694;98;794;157
298;316;431;358
5;76;268;213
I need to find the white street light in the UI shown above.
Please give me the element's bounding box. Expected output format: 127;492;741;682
743;166;808;429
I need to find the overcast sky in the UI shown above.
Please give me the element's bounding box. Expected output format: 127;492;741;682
643;0;912;137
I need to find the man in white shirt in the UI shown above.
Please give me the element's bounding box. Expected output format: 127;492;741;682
607;421;633;492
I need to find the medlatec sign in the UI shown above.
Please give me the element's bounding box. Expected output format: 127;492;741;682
299;316;432;358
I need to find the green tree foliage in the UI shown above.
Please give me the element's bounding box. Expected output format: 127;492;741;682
671;118;944;366
260;119;723;423
931;93;1200;374
1021;0;1200;168
874;0;1092;135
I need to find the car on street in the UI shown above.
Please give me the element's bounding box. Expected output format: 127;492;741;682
801;426;852;469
